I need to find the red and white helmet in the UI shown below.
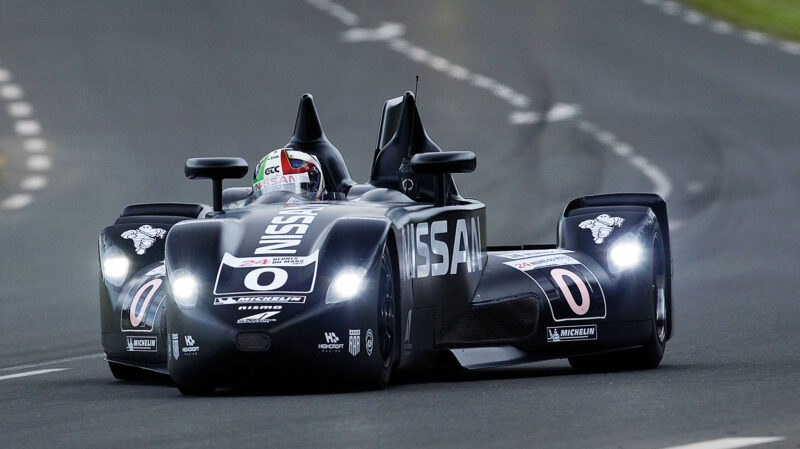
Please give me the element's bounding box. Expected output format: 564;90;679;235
252;148;325;200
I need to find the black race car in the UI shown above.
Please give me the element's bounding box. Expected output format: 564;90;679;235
98;92;673;394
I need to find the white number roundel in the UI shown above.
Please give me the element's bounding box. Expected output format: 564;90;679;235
243;268;288;291
550;268;590;315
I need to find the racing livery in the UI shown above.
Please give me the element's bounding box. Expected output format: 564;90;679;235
98;92;673;394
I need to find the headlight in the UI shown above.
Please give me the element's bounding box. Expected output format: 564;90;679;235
171;272;199;308
325;268;367;304
608;236;644;272
102;256;130;286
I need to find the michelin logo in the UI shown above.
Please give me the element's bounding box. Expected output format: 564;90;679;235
121;225;166;255
546;325;597;342
578;214;624;244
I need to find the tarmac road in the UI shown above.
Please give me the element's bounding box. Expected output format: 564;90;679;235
1;1;799;448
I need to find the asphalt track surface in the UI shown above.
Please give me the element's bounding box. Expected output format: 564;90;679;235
1;1;799;448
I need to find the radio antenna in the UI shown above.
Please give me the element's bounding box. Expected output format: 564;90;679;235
414;75;419;98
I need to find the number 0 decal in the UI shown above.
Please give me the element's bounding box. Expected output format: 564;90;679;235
129;279;163;327
550;268;590;315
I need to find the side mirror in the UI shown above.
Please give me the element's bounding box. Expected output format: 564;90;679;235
410;151;476;206
185;157;249;212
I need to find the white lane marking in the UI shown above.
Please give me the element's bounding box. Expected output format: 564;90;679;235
578;119;673;199
7;101;32;117
779;41;800;55
0;352;105;373
27;155;52;171
305;0;358;26
661;437;785;449
743;30;770;45
1;193;33;210
686;181;704;193
683;10;705;25
0;368;69;381
0;83;24;100
641;0;800;56
342;22;405;42
509;103;582;125
21;175;48;190
14;119;41;136
309;0;674;199
0;65;52;212
24;137;48;152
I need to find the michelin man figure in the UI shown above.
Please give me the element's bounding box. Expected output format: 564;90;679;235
578;214;625;244
121;225;166;255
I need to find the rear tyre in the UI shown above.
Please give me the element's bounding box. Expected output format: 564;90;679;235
569;232;668;372
373;243;399;389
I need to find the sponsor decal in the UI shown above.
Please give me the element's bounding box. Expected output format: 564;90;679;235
213;252;319;296
126;336;157;352
318;332;344;352
497;249;572;260
546;325;597;342
578;214;624;244
401;216;484;279
121;225;166;255
120;263;166;333
349;329;361;356
365;329;374;357
171;333;180;360
181;335;199;355
236;311;280;324
214;295;305;305
237;305;282;311
505;251;606;322
503;253;581;271
254;205;324;255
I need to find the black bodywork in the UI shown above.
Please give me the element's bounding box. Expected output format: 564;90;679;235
99;92;673;391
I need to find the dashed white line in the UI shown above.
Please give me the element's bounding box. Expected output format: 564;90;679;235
0;65;52;211
743;30;770;45
342;22;405;42
7;101;32;117
710;20;734;35
308;0;675;200
640;0;800;56
0;83;24;100
0;368;69;381
21;175;48;190
26;154;52;171
14;119;41;136
1;193;33;210
683;10;706;25
578;119;673;199
661;437;785;449
23;137;47;152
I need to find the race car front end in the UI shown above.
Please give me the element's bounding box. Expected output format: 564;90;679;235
163;204;395;392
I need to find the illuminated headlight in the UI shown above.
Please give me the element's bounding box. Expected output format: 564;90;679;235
608;237;644;272
171;273;199;308
325;268;367;304
102;256;130;286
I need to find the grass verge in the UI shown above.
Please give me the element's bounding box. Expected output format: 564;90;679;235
681;0;800;42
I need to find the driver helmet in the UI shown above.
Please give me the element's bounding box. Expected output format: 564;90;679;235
252;148;326;200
